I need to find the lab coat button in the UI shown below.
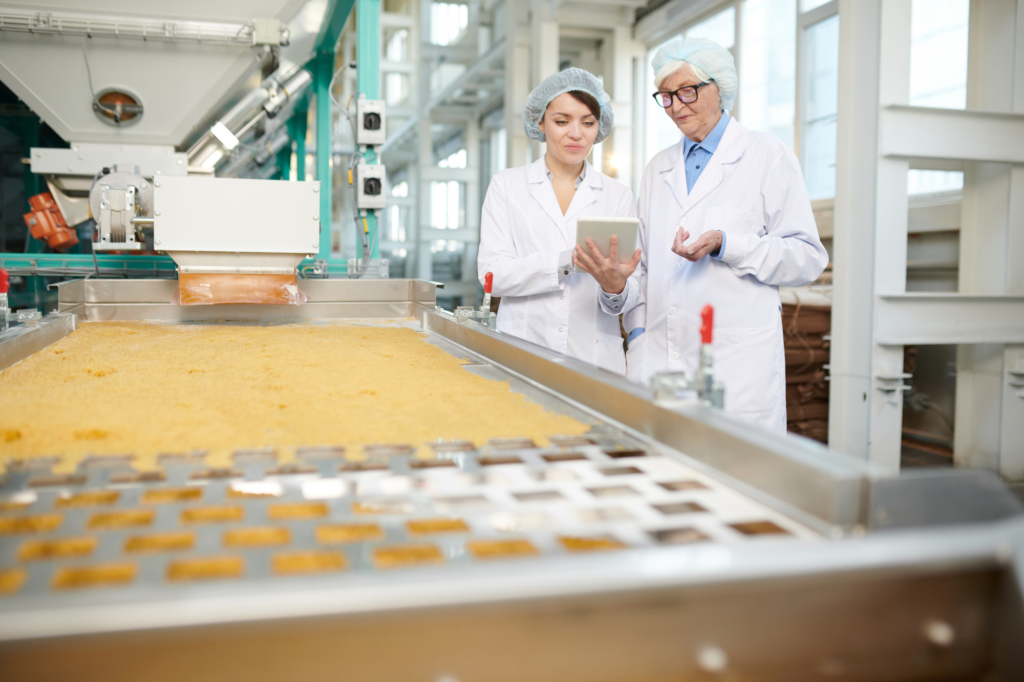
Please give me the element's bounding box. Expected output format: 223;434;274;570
558;327;563;333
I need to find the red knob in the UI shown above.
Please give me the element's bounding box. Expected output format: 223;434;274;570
0;269;8;294
484;272;493;295
700;304;713;344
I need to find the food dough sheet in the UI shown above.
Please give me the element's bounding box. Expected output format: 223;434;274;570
0;322;588;472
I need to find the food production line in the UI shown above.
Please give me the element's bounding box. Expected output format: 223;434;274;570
2;1;1024;680
2;280;1024;681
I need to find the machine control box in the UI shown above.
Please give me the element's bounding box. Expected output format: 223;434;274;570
356;98;386;146
356;163;386;210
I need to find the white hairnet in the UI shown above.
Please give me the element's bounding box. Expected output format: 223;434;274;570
522;67;614;144
651;37;737;112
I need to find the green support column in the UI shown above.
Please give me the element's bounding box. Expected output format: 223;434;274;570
312;0;356;262
314;50;334;259
275;145;291;180
357;0;381;260
21;116;44;308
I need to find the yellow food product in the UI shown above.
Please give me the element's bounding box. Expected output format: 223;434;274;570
223;526;290;548
406;518;469;535
373;544;444;569
0;323;589;472
124;531;195;554
558;536;626;552
316;523;383;544
466;539;539;560
0;568;26;595
272;550;347;575
53;563;137;590
167;556;243;582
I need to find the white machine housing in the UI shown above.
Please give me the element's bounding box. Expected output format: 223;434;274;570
153;176;320;275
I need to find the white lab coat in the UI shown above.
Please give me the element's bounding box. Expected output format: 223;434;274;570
623;118;828;431
478;158;637;374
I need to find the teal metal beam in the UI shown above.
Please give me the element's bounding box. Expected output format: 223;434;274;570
275;145;291;180
313;50;335;260
312;0;356;260
357;0;381;260
0;253;351;277
315;0;357;54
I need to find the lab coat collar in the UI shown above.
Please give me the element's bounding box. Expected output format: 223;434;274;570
663;118;747;216
564;159;601;223
527;157;569;230
526;157;601;228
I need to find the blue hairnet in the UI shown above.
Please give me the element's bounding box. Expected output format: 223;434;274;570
522;67;614;144
651;37;737;112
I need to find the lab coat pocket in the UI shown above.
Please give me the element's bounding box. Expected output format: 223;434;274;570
626;332;647;385
496;302;527;331
705;207;764;238
713;326;781;416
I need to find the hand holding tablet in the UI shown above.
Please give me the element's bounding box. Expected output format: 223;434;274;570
572;217;642;295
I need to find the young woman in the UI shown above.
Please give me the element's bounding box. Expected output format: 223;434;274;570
477;68;641;374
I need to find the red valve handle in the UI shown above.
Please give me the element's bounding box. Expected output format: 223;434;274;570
484;272;493;295
0;268;8;294
700;304;713;345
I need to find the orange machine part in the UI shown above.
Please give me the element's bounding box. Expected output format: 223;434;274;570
23;193;79;251
177;273;308;306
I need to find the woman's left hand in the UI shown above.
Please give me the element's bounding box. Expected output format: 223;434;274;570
573;235;641;295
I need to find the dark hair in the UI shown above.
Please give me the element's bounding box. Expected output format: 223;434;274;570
566;90;601;119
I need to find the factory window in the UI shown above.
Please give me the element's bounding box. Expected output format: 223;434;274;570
385;29;410;105
389;181;408;243
688;6;735;49
739;0;797;150
800;13;839;200
907;0;969;195
438;148;466;169
431;2;468;46
431;181;461;230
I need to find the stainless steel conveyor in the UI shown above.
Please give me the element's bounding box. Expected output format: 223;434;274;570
0;278;1022;682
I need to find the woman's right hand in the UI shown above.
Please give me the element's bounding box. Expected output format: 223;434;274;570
572;235;641;295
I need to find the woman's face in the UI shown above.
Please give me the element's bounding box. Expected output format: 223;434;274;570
537;93;599;167
660;65;721;142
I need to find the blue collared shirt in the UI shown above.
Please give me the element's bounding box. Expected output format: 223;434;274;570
628;113;731;348
684;111;729;261
682;112;730;193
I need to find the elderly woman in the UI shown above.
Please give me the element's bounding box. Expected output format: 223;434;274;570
478;68;640;374
620;37;828;432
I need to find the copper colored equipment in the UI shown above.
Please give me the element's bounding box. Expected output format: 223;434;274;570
23;192;79;251
176;273;308;306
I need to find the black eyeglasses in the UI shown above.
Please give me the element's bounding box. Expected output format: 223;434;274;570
652;81;714;108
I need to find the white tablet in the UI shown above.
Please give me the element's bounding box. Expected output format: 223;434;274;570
574;217;640;274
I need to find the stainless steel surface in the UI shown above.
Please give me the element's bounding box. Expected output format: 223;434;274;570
3;279;1024;681
55;277;440;320
0;311;76;373
424;310;872;529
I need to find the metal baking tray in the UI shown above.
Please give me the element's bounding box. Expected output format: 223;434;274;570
1;278;1022;681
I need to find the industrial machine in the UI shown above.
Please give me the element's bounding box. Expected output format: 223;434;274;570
1;282;1023;680
0;0;385;283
